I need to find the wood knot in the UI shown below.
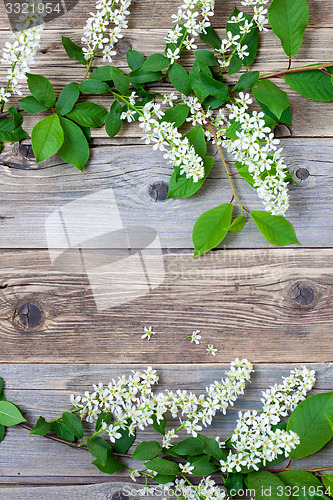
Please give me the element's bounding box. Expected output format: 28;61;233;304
111;492;130;500
291;283;315;306
148;181;169;202
273;124;292;138
14;303;43;329
118;40;132;54
295;167;310;180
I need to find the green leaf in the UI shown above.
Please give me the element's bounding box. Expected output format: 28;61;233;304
268;0;309;56
322;474;333;490
194;49;219;67
144;457;180;476
193;203;233;257
199;26;222;50
79;80;110;95
197;434;227;461
87;437;112;466
202;95;228;109
252;79;290;120
0;424;4;442
126;49;146;70
285;69;333;101
131;441;162;461
56;83;80;116
226;215;247;233
95;413;112;432
0;379;2;393
225;120;242;140
62;36;86;65
278;470;329;499
27;73;56;108
92;449;126;474
255;97;292;125
142;53;170;71
50;422;76;442
0;392;6;402
90;66;130;94
248;471;289;500
62;411;84;439
105;100;122;140
199;73;229;101
31;114;64;163
190;455;218;476
227;8;259;74
113;426;136;454
167;156;214;199
0;401;26;426
184;124;207;158
153;474;177;485
58;117;90;171
172;437;204;456
190;70;210;102
234;71;260;92
162;104;189;128
66;102;107;128
30;416;52;436
225;472;244;496
168;63;192;95
326;413;333;432
287;391;333;459
129;69;163;86
151;414;167;435
19;96;49;114
251;211;300;246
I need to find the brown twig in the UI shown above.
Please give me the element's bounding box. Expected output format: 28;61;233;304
260;62;333;80
19;423;131;458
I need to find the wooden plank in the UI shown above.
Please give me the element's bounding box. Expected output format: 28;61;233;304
1;28;333;137
0;139;332;248
0;0;331;29
0;249;331;363
0;363;332;483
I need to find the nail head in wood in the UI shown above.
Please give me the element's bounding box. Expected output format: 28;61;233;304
291;283;315;306
296;167;310;180
15;303;43;329
148;181;169;202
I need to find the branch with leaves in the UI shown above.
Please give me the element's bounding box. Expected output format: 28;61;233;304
1;364;333;499
0;0;332;254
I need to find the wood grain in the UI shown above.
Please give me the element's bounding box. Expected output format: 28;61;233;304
0;0;332;29
0;248;331;363
0;139;332;248
0;364;332;483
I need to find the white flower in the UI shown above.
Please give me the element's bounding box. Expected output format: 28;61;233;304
142;326;156;340
162;92;178;107
190;330;202;344
166;47;181;64
121;109;136;122
206;344;217;356
0;88;11;103
179;462;195;474
130;469;141;482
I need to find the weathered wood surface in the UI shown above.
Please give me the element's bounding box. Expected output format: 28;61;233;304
0;249;331;363
0;363;332;484
0;139;332;248
1;28;333;137
0;0;332;29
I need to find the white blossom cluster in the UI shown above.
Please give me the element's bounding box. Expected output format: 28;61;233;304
0;1;45;106
220;366;316;473
70;359;253;446
213;93;291;215
213;4;268;71
166;0;215;63
137;476;227;499
81;0;131;63
137;101;206;182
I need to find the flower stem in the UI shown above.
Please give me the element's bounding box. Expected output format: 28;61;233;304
202;107;245;214
260;62;333;80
